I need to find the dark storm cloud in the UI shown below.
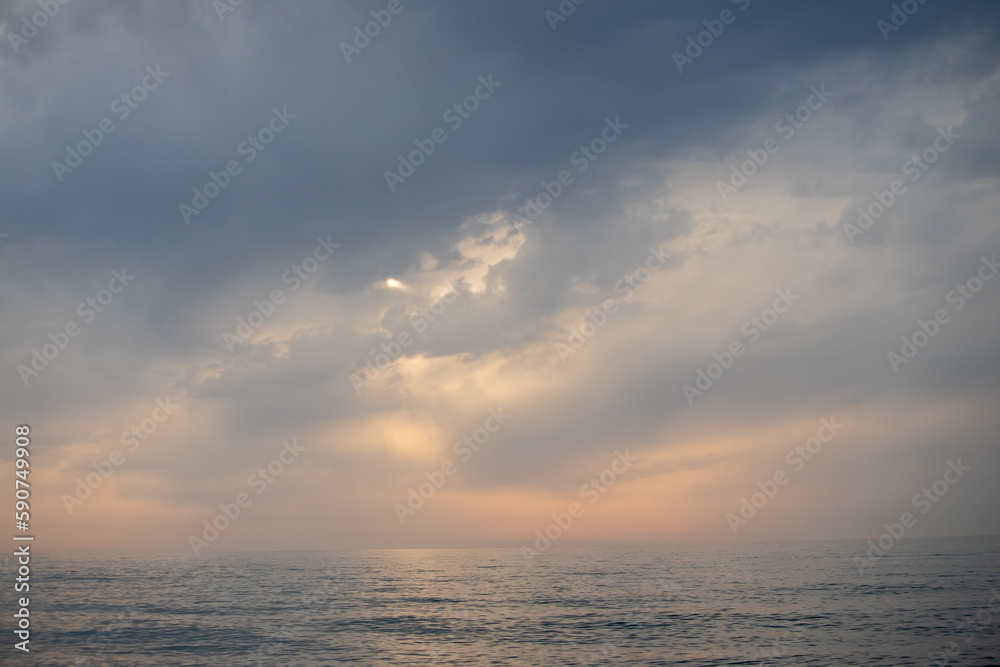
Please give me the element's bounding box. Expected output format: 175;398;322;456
3;0;995;292
0;0;993;382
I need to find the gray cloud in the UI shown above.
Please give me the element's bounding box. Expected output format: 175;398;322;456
1;0;998;550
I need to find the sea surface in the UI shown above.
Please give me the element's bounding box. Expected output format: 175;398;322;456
6;536;999;665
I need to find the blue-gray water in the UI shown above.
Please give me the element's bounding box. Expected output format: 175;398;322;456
9;536;1000;665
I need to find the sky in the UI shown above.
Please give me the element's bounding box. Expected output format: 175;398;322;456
1;0;998;554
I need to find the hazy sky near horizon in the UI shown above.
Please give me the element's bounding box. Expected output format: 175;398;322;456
1;0;998;553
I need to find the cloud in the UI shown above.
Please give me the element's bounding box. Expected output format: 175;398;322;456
1;0;998;551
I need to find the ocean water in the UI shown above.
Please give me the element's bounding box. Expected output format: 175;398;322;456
8;536;999;665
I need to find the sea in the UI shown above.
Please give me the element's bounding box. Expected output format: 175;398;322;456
7;535;999;665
